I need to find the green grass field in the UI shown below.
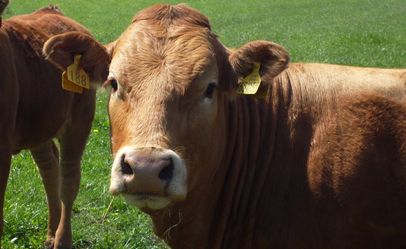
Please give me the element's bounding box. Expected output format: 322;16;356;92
2;0;406;248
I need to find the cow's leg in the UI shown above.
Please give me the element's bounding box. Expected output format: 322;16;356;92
52;133;86;249
30;141;60;248
0;149;11;249
53;95;94;249
0;127;13;248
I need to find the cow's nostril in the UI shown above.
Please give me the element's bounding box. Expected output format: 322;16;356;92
158;158;174;182
120;155;133;175
121;162;133;175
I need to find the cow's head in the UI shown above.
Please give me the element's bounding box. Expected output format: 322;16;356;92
43;4;288;211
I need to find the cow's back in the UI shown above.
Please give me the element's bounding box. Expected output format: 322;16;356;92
278;63;406;124
285;63;406;96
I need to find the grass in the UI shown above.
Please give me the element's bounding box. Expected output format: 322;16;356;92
2;0;405;248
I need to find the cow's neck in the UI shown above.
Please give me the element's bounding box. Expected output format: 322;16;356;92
206;67;330;248
204;77;300;249
208;71;313;248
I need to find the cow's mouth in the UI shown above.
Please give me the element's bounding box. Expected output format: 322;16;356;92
123;193;171;210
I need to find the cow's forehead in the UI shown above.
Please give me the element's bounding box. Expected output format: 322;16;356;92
110;22;216;88
110;4;219;90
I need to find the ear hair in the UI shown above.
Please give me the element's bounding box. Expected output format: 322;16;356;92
229;40;289;80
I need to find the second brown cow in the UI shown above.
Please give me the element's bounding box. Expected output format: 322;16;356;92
0;6;108;249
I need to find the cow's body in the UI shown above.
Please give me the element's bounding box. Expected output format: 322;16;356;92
43;4;406;249
0;6;96;248
145;63;406;249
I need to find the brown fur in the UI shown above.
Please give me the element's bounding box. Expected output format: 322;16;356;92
43;4;406;249
0;6;97;248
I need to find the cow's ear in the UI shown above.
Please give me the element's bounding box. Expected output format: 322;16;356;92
43;31;111;86
228;40;289;91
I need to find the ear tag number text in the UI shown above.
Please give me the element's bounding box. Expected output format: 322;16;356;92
67;54;90;89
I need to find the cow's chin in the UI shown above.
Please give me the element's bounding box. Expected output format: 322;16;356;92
123;194;171;210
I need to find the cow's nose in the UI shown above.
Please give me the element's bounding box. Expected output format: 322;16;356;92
110;147;187;204
120;151;174;182
115;148;175;195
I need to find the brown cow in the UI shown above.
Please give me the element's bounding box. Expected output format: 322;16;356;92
43;4;406;249
0;5;108;249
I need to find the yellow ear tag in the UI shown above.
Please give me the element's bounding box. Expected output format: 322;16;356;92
236;63;261;95
66;54;90;89
62;71;83;93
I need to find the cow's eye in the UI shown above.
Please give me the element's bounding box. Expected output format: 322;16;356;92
204;83;217;99
110;79;118;92
104;78;118;93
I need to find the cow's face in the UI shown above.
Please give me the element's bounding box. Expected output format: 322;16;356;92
106;13;231;210
43;4;288;212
